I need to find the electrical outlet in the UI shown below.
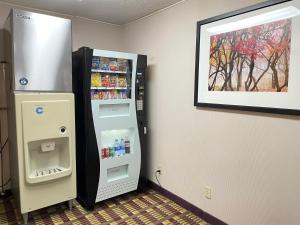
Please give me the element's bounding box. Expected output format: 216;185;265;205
156;166;162;175
204;186;212;199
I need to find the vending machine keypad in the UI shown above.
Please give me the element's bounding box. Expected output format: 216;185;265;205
137;100;143;111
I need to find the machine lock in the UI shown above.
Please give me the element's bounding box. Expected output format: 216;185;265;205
60;126;67;134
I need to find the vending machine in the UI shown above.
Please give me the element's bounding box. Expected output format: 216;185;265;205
72;47;147;209
4;9;76;224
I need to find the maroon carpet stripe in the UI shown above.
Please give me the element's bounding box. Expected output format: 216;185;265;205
0;189;211;225
93;211;107;223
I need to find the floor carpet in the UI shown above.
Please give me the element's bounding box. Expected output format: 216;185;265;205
0;188;210;225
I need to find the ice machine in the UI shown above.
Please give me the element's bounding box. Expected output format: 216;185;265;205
4;9;76;224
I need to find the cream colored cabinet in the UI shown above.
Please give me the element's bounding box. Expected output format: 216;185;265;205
11;93;77;224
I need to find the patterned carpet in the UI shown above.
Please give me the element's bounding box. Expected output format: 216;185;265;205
0;188;210;225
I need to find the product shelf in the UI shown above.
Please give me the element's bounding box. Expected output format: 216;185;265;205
91;87;127;90
91;69;128;74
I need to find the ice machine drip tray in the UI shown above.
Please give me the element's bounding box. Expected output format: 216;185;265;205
34;167;64;177
26;137;72;184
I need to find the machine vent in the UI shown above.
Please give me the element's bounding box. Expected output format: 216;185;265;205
96;180;138;202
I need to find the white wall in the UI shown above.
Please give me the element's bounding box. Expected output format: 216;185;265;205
0;63;9;191
123;1;300;225
0;2;124;60
1;1;300;224
0;2;123;190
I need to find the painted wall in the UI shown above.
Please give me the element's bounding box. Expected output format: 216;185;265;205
1;1;300;224
0;2;124;60
0;2;124;191
123;0;300;225
0;63;9;191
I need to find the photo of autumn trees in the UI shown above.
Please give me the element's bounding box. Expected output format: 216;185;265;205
208;18;292;92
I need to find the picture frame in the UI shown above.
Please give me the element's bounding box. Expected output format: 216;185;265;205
194;0;300;115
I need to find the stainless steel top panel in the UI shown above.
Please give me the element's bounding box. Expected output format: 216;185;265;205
12;9;72;92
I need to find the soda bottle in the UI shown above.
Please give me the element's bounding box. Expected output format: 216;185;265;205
125;137;130;154
120;138;125;155
105;148;110;158
114;139;120;156
109;146;115;157
101;148;105;159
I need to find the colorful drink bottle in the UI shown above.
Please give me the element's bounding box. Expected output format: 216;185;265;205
125;137;130;154
109;147;115;157
105;148;110;158
114;139;120;156
120;138;125;155
101;148;105;159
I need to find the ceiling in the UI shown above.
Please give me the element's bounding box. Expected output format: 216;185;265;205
0;0;184;25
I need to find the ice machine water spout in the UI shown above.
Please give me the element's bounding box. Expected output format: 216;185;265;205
27;137;71;183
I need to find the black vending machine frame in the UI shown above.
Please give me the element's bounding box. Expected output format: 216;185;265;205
72;47;99;209
72;47;147;209
135;55;148;186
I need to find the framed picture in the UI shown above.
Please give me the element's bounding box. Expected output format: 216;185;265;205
194;0;300;115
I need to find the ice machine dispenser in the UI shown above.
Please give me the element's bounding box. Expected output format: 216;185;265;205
22;100;72;184
4;9;76;224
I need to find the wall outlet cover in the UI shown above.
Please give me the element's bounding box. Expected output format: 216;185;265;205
157;166;162;175
204;186;212;199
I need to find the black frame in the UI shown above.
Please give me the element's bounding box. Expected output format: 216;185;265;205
73;47;100;209
193;0;299;115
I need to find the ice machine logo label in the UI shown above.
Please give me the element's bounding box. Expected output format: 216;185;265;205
35;107;44;115
16;14;30;20
19;78;28;86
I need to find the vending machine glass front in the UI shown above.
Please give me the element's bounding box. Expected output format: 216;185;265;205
90;56;132;100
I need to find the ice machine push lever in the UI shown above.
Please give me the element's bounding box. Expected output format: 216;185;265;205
41;142;55;152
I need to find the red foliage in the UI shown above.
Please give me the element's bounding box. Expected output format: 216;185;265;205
210;18;292;60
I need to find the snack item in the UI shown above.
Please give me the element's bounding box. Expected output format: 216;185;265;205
91;90;100;100
118;59;128;72
117;76;127;88
121;90;128;99
109;60;119;71
101;74;110;87
103;91;110;100
91;90;95;100
101;75;106;87
109;90;117;99
92;57;100;69
100;57;110;70
91;73;101;87
98;91;103;100
105;75;110;87
110;75;117;87
113;90;118;99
